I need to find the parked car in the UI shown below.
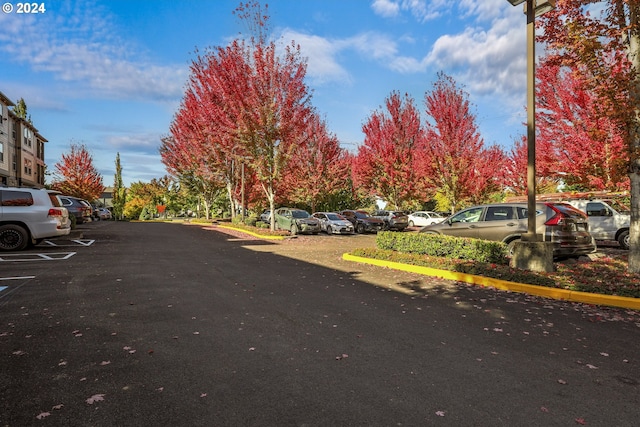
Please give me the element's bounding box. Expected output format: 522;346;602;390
407;211;446;227
94;207;112;220
339;210;385;234
312;212;355;235
372;210;409;231
562;199;630;249
274;208;321;235
505;192;631;250
0;187;71;251
260;209;271;223
55;195;93;225
419;202;596;258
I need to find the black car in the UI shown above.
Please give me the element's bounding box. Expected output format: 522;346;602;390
339;210;385;234
55;195;93;225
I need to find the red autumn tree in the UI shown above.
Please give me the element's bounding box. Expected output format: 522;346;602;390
229;3;315;229
51;143;104;202
536;61;628;191
504;135;560;196
538;0;640;272
163;2;314;229
279;113;350;212
164;60;246;219
423;73;505;212
354;91;429;210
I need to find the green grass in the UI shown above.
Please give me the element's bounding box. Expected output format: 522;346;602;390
350;247;640;299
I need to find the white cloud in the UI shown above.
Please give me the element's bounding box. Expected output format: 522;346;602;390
459;0;509;22
371;0;400;18
280;30;351;84
105;133;163;153
371;0;449;22
281;29;401;85
0;4;187;103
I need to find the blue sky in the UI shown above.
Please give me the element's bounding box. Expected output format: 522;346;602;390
0;0;532;187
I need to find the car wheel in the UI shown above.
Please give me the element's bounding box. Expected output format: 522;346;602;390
326;224;333;235
618;230;630;250
290;223;298;236
408;220;414;227
356;223;365;234
0;224;30;251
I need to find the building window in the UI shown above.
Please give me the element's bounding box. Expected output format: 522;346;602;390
0;142;3;162
24;159;32;175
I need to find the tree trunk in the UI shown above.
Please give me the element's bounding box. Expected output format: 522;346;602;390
627;6;640;273
226;181;236;220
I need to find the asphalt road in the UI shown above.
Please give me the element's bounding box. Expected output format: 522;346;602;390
1;221;639;426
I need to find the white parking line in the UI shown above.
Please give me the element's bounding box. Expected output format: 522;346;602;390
0;252;76;262
43;239;95;247
0;276;36;280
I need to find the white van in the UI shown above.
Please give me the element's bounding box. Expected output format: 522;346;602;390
562;199;630;249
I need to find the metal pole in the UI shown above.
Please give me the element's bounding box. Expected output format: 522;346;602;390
526;0;538;240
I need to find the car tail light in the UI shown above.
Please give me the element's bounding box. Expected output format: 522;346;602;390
544;204;567;226
48;208;63;217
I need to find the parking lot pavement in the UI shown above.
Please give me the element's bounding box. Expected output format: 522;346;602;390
2;221;640;427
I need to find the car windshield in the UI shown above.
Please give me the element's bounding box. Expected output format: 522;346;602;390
354;211;369;219
326;213;344;220
450;207;483;223
291;210;310;219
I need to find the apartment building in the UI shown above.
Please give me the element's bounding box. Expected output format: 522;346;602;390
0;90;47;187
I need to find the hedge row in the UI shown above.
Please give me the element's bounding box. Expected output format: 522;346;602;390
376;231;509;265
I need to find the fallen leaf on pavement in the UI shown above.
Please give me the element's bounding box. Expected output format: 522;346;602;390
86;394;105;405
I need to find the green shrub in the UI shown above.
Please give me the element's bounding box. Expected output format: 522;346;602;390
139;207;151;221
376;231;508;265
244;215;258;227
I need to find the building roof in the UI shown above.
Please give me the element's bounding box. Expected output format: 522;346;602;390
0;90;16;107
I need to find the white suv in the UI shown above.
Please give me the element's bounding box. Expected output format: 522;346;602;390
0;187;71;251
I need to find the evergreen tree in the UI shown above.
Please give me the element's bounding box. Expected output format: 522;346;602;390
12;98;32;122
112;153;126;221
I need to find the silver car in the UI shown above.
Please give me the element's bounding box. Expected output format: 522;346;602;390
0;187;71;251
312;212;355;235
419;202;596;258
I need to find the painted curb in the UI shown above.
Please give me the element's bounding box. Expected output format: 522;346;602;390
216;225;286;240
342;253;640;311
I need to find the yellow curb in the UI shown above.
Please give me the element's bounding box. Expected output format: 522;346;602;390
342;253;640;311
216;224;286;240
